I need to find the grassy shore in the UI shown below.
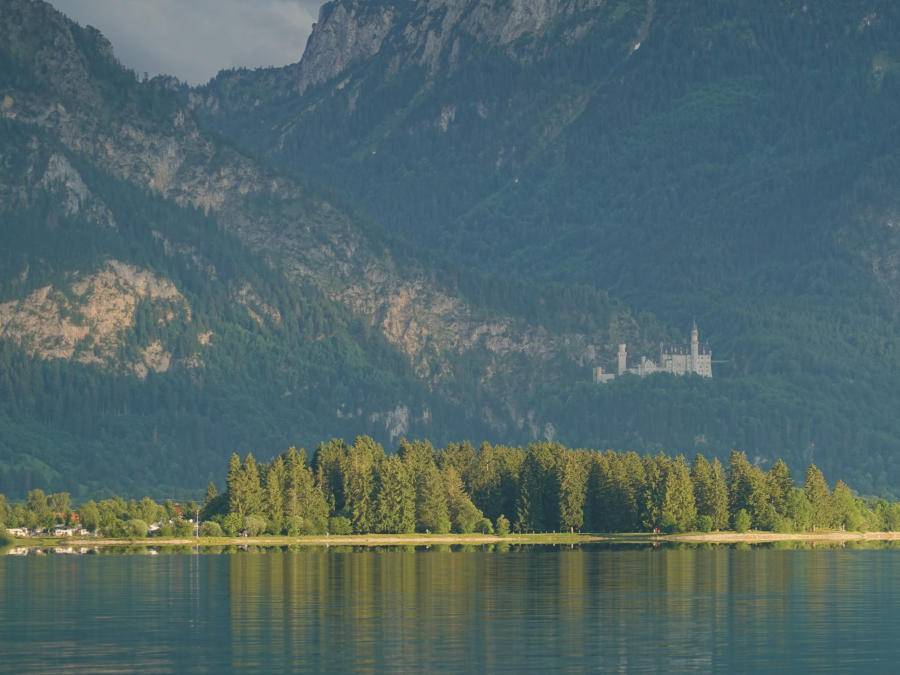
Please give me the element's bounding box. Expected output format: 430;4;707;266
15;532;608;548
663;531;900;544
12;530;900;549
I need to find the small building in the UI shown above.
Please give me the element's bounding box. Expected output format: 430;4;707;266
7;527;28;538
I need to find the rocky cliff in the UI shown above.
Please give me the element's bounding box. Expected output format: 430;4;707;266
292;0;613;93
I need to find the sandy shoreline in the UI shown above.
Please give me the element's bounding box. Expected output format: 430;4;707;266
15;533;608;548
12;531;900;548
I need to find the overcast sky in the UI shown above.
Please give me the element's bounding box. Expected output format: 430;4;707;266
49;0;325;85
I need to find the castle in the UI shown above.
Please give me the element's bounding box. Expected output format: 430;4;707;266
593;322;712;383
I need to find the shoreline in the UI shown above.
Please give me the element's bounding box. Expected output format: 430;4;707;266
10;530;900;549
664;531;900;543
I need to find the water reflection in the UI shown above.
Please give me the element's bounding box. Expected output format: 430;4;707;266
2;545;899;672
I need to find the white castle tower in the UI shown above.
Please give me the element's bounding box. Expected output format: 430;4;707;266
690;320;699;368
596;323;712;383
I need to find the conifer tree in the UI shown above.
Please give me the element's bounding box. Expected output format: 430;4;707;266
313;438;349;515
804;464;834;529
284;446;307;519
691;454;729;530
264;455;286;533
516;443;562;532
342;436;384;534
374;454;415;534
203;482;218;507
416;461;450;534
436;441;477;490
767;459;794;517
727;450;769;528
226;453;243;516
557;450;589;532
227;452;264;519
661;456;696;532
642;453;673;530
282;446;328;534
444;465;483;534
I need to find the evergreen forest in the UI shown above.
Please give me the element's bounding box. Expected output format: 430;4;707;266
4;437;900;540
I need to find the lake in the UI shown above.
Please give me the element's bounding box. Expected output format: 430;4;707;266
2;543;899;672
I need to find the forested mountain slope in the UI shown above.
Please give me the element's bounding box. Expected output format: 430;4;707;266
191;0;900;497
4;0;900;500
0;0;655;499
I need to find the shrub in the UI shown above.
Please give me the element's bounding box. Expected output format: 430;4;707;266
659;513;678;534
0;525;13;547
476;518;494;534
124;519;149;538
495;514;511;536
300;518;326;535
694;515;713;533
284;515;302;536
222;513;241;536
242;515;267;537
171;519;194;537
328;516;352;535
199;521;223;537
734;509;752;533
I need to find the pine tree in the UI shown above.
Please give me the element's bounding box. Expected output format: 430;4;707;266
342;436;384;534
313;438;348;515
767;459;794;517
515;443;560;532
203;482;218;508
727;450;769;528
661;456;696;532
557;450;589;532
804;464;834;529
642;453;673;530
416;461;449;534
264;455;286;533
444;465;483;534
373;454;415;534
691;454;729;530
227;452;264;519
226;453;243;517
284;446;307;519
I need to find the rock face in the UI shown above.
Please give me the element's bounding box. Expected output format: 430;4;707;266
296;2;396;94
0;261;197;377
293;0;609;92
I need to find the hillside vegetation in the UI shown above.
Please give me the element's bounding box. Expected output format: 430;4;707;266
194;0;900;497
3;0;900;498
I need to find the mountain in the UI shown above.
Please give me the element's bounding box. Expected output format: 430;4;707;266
3;0;900;500
192;0;900;497
0;0;651;499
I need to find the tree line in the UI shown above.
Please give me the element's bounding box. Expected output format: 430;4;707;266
5;437;900;539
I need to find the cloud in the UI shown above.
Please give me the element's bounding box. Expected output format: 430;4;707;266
49;0;325;85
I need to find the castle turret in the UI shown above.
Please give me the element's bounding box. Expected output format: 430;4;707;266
690;320;699;370
617;344;627;375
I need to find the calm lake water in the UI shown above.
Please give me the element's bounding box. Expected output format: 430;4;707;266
2;543;899;672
